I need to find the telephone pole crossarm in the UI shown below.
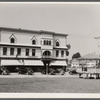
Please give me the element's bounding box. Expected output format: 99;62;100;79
94;37;100;39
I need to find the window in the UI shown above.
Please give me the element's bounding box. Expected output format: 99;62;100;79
32;49;35;56
10;38;15;43
56;50;59;57
32;40;36;45
26;49;29;56
56;41;59;46
82;67;87;71
61;51;64;57
44;40;51;45
66;51;69;56
3;47;7;55
44;40;46;45
10;48;14;55
49;41;51;45
17;48;21;56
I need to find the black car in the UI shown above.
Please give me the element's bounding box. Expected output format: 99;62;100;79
41;68;65;75
69;69;78;75
0;67;10;75
16;67;34;75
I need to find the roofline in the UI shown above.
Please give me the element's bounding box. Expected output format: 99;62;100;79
0;27;68;36
0;27;40;34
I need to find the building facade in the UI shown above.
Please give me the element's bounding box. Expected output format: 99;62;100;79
71;59;80;68
0;27;69;72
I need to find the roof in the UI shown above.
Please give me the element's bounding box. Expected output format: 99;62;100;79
71;59;79;64
0;27;68;36
78;53;100;60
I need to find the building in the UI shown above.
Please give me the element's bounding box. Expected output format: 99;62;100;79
0;27;69;72
71;59;79;68
77;53;100;73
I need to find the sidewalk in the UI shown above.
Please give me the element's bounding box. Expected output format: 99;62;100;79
0;72;79;78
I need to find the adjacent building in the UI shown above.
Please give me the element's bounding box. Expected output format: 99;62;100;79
0;27;69;72
71;59;79;68
77;53;100;73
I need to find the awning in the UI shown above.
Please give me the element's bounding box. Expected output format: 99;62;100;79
1;60;24;65
24;60;44;66
1;60;44;66
50;61;67;66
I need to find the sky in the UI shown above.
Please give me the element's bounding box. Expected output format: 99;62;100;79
0;3;100;59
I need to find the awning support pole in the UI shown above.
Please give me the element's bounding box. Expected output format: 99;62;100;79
46;63;48;75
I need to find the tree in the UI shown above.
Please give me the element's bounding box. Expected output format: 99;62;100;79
66;44;71;50
72;52;81;59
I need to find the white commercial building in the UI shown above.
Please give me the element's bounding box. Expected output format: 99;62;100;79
0;27;69;72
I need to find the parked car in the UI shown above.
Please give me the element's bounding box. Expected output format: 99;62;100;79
0;66;10;75
16;67;34;75
69;69;78;75
41;68;65;75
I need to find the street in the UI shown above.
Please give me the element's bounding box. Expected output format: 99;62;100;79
0;74;100;93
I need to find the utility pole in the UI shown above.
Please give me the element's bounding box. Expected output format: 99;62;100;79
94;36;100;55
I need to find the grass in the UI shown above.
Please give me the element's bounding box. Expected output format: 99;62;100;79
0;77;100;93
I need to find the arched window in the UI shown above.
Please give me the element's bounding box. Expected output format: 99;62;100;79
49;41;51;45
9;34;16;43
10;38;15;43
56;41;59;46
44;40;46;45
32;39;36;45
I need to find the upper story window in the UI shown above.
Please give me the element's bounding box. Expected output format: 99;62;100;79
44;40;46;45
66;51;69;56
61;50;64;57
49;41;51;45
3;47;7;55
17;48;21;56
56;41;59;46
9;34;16;43
32;40;36;45
32;49;35;56
55;39;60;47
26;49;29;56
43;40;51;45
56;50;59;57
10;38;15;43
31;36;37;45
10;48;14;55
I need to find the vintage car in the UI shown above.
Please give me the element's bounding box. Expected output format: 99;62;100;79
69;68;78;75
16;67;34;75
41;68;65;75
0;66;10;75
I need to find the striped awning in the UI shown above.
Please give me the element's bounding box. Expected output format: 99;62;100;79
50;61;67;66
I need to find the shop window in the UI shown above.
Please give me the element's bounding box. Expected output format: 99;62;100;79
3;47;7;55
10;48;14;55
